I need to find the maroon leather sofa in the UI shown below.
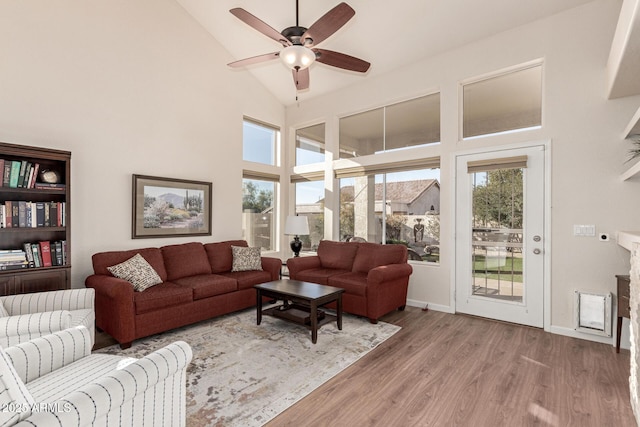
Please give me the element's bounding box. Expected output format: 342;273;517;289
86;240;280;348
287;240;413;323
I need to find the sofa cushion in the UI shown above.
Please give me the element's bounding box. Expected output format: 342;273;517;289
173;274;238;300
92;247;167;281
328;272;368;297
317;240;359;270
161;242;211;281
133;282;193;315
231;246;263;272
352;243;407;274
221;270;273;290
107;253;163;292
294;268;351;286
204;240;248;273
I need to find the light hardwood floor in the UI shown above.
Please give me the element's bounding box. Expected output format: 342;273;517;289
266;307;635;427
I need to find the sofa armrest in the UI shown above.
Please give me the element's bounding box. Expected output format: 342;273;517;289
261;256;282;280
287;256;321;279
0;310;73;348
85;275;136;346
5;326;92;384
368;263;413;285
0;289;95;316
85;275;134;300
16;341;193;427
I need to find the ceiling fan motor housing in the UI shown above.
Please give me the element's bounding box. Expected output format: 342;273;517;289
281;26;311;46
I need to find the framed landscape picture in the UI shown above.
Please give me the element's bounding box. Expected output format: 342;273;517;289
132;174;212;238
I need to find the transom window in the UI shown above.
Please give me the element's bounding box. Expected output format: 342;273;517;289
462;63;542;139
243;118;279;165
339;94;440;158
296;123;325;166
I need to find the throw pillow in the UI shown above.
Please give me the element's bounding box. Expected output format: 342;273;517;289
231;246;263;272
0;302;8;318
0;346;35;425
107;253;163;292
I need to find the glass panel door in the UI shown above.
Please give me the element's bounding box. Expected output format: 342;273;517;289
455;146;545;327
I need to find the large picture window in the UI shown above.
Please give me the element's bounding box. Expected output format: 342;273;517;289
339;165;441;263
294;179;325;253
242;174;277;251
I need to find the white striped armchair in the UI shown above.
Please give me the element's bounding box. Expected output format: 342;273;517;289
0;289;95;347
0;326;192;427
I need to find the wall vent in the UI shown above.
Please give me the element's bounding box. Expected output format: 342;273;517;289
574;291;612;337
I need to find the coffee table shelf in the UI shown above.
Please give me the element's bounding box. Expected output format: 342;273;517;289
255;280;344;344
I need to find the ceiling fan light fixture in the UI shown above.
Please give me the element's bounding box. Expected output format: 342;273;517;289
280;45;316;70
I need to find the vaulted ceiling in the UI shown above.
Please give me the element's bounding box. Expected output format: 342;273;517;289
175;0;596;106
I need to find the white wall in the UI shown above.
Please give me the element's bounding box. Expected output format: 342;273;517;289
0;0;284;286
286;0;640;337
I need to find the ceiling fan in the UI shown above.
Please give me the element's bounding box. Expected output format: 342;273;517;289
227;1;370;92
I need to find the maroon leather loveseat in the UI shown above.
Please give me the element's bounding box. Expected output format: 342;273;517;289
86;240;280;348
287;240;413;323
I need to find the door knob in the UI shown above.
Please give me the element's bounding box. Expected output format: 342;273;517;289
533;235;541;242
533;248;541;255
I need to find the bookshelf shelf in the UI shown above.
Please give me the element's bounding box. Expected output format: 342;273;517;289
0;142;71;295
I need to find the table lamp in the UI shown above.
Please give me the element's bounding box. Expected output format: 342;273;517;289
284;215;309;257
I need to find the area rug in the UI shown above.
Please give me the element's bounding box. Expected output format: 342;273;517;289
96;308;401;426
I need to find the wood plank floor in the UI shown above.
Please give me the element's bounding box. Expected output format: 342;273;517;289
266;307;635;427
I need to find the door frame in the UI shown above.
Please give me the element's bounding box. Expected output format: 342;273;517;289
451;139;552;331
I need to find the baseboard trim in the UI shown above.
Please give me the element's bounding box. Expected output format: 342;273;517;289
547;325;617;347
406;299;454;314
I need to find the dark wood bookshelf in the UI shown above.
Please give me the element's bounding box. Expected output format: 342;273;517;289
0;142;71;295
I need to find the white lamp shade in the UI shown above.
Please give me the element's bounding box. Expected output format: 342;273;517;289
280;45;316;70
285;215;309;235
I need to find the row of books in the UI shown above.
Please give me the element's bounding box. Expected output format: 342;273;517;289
0;201;66;228
0;241;67;270
1;159;41;189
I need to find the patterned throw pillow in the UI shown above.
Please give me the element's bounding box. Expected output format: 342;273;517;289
231;246;263;272
107;253;163;292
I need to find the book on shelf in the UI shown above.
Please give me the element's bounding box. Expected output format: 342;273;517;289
31;244;41;268
0;205;4;228
2;162;10;187
23;243;35;268
0;263;29;271
11;202;18;228
38;241;52;267
9;161;21;188
4;201;12;228
33;183;65;190
28;163;40;189
0;159;4;187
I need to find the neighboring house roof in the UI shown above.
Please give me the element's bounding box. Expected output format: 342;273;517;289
340;179;439;204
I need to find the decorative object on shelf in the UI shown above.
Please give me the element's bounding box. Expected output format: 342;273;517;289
39;169;61;184
626;134;640;162
132;174;212;239
284;215;309;257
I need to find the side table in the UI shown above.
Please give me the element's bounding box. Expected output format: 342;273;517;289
617;274;631;353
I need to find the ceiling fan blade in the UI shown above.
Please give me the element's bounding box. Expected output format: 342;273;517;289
314;49;370;73
293;68;310;90
228;52;280;68
230;8;291;47
301;3;355;47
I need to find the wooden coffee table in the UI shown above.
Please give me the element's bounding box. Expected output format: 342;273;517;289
255;280;344;344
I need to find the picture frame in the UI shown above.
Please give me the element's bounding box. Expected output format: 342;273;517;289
132;174;212;239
